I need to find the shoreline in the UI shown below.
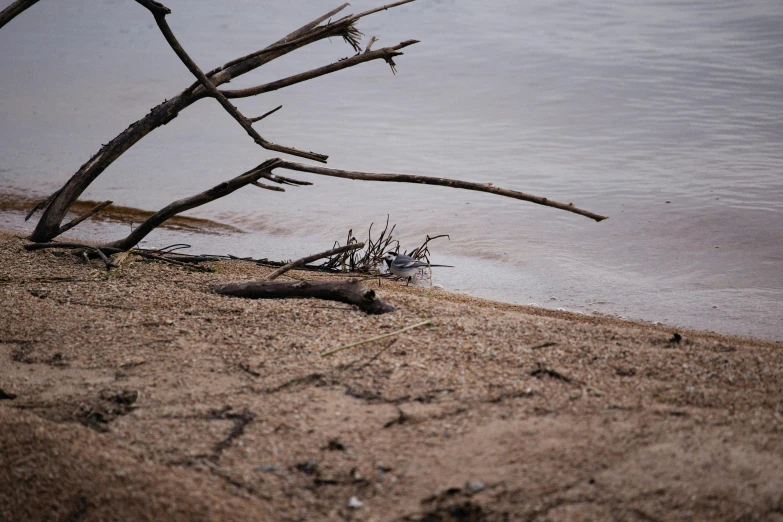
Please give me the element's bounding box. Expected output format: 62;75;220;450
2;227;782;520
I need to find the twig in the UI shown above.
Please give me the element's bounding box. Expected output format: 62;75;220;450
130;250;213;271
277;161;608;222
266;242;365;280
320;319;432;357
56;200;112;235
251;181;285;192
248;104;283;123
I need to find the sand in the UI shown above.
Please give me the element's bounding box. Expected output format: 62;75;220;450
1;228;782;521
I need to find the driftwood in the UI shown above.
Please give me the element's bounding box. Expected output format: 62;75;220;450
265;243;365;281
214;279;395;315
18;0;607;249
24;1;420;243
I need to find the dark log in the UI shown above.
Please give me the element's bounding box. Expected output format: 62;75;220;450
213;279;395;315
0;0;40;29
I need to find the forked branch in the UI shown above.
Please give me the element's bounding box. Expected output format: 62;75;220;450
136;0;328;163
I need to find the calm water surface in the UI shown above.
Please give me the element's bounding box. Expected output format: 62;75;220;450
1;0;781;340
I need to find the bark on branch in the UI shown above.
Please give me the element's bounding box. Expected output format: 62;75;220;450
0;0;41;29
213;279;395;315
275;161;608;222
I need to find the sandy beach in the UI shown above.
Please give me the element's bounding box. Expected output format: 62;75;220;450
1;227;782;521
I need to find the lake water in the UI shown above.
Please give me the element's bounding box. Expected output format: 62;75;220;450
1;0;782;341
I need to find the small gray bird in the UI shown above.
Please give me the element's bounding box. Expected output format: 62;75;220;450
382;251;453;286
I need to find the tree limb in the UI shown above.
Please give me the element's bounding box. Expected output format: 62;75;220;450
213;279;395;315
275;161;608;222
137;0;328;163
221;40;419;98
266;242;365;281
0;0;41;30
103;158;283;251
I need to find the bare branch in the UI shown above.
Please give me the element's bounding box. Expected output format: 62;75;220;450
222;40;419;98
275;160;608;222
0;0;41;30
352;0;417;19
266;242;365;281
249;105;283;124
208;3;352;76
251;181;285;192
261;173;313;186
137;2;328;163
56;200;113;236
103;158;283;251
365;36;379;53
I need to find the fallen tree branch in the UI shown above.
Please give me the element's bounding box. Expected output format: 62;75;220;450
320;319;432;357
0;0;40;29
266;242;365;281
29;1;402;242
213;279;395;315
103;158;283;251
276;160;608;221
137;0;328;163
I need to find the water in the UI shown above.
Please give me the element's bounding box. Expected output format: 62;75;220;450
1;0;782;341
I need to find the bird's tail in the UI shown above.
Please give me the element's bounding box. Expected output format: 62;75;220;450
426;264;454;268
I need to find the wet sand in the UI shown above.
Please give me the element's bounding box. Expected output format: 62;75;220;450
1;228;782;521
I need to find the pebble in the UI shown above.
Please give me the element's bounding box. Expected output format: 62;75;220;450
466;480;486;493
348;496;364;509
